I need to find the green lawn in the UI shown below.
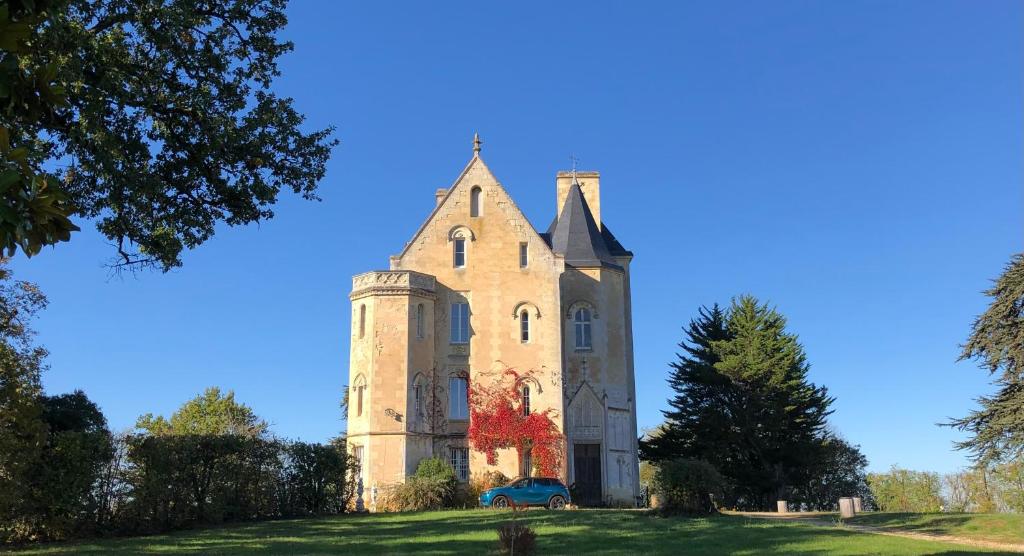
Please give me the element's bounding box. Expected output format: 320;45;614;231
850;512;1024;545
3;509;1016;555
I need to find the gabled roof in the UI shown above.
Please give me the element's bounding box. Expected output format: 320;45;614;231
546;182;622;270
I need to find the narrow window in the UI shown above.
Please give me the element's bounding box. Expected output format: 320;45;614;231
519;242;528;268
453;238;466;268
413;377;423;421
522;449;532;477
522;385;530;416
470;186;482;217
416;304;425;339
354;376;367;417
574;308;592;350
353;445;365;477
358;304;366;339
520;310;530;343
449;376;468;419
450;447;469;481
450;302;469;344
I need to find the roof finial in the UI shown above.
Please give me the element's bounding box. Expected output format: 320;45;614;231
473;133;482;156
570;154;580;185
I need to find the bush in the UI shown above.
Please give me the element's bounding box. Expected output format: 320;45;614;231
496;522;536;555
650;459;725;514
469;471;511;499
379;457;458;512
867;467;943;512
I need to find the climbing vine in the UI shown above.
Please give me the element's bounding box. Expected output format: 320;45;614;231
467;368;562;477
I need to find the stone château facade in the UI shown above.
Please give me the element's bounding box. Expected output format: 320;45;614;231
345;136;640;507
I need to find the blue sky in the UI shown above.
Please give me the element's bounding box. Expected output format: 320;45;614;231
11;1;1021;474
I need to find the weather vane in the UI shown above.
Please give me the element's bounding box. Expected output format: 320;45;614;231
570;154;579;184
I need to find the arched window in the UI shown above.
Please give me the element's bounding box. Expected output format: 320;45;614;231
470;186;482;217
574;308;592;350
522;385;530;416
416;304;425;339
520;310;530;343
353;375;367;417
359;304;367;339
412;374;424;422
453;237;466;268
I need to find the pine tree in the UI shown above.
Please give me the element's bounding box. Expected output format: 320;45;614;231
713;296;833;507
639;305;731;463
641;296;834;510
949;253;1024;463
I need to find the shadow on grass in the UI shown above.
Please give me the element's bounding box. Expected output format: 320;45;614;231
4;510;1017;555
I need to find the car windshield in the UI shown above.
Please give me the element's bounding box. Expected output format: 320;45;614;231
507;478;529;488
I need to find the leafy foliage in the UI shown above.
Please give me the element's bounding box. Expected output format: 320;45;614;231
1;0;336;270
0;259;49;541
866;467;944;513
0;1;81;258
467;368;562;477
790;435;873;511
135;386;268;437
649;458;726;514
378;458;457;512
640;297;836;510
1;389;113;542
948;253;1024;462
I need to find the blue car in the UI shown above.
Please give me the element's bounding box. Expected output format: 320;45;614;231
479;477;570;509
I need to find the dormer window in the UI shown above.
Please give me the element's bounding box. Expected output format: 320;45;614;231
470;186;482;217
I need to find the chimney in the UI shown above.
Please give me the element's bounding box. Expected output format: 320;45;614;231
556;171;601;230
435;188;447;207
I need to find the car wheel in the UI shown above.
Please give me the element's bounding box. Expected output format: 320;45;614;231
548;495;566;510
493;496;509;509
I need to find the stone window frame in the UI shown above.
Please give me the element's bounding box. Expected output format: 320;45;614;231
352;374;368;417
448;226;475;270
415;303;425;340
447;372;469;421
566;300;598;352
469;186;483;218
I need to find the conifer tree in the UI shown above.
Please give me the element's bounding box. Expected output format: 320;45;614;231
639;305;731;463
641;296;834;510
949;253;1024;462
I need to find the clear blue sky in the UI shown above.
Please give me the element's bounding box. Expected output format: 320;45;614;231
11;1;1021;474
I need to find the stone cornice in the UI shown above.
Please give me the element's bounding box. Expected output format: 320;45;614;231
349;270;437;300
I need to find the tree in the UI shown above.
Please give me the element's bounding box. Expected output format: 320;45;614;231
867;467;944;512
1;0;337;270
639;305;732;463
640;296;835;510
28;391;114;539
467;368;562;477
948;253;1024;463
791;435;872;511
0;258;48;540
135;386;268;437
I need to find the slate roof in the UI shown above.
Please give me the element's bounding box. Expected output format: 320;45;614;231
545;182;628;269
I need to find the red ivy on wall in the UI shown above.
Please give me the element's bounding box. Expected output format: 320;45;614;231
467;368;562;477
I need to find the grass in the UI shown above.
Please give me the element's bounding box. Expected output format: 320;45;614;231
3;509;1017;555
850;512;1024;545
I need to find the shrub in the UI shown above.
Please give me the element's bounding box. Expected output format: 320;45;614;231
469;470;511;499
867;467;943;512
650;459;725;514
496;522;536;555
415;457;457;482
379;457;459;512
